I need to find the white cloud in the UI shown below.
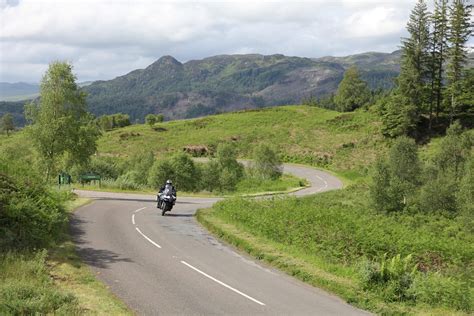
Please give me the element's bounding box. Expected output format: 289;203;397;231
0;0;418;82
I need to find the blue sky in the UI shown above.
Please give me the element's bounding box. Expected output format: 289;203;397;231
0;0;441;83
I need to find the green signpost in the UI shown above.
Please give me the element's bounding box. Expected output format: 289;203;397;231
79;173;101;187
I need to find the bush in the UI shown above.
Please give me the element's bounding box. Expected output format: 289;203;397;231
370;137;421;212
417;176;458;213
0;173;67;249
169;152;200;192
148;153;199;192
113;171;144;190
70;156;121;181
0;250;80;314
250;144;282;180
359;254;418;302
126;150;155;186
408;272;472;311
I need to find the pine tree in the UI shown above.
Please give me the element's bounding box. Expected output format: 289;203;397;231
397;0;431;133
428;0;449;129
446;0;472;123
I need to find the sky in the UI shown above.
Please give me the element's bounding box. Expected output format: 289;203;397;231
0;0;425;83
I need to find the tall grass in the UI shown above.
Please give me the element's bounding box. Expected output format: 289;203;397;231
0;250;80;314
208;183;473;312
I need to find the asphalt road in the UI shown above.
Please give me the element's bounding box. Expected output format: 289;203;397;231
73;164;369;315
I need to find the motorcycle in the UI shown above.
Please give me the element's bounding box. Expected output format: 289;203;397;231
157;186;176;216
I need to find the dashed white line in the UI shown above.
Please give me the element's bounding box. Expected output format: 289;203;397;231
180;260;266;306
132;214;136;225
134;207;146;213
315;175;328;192
136;227;162;249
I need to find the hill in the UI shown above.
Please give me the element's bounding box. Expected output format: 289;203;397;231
83;51;402;121
97;105;384;180
0;82;39;101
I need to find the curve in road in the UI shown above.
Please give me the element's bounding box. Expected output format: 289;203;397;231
73;164;369;315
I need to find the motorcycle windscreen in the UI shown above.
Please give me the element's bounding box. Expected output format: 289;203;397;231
163;184;172;195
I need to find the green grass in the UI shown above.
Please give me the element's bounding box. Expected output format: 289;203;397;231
97;106;385;178
0;196;131;315
197;183;473;315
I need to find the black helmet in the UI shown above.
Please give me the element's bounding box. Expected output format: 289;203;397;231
166;179;172;185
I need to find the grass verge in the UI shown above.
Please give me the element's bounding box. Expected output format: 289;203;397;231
196;185;472;315
0;196;131;315
48;196;132;315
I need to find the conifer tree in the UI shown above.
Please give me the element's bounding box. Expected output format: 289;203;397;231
398;0;431;115
428;0;449;129
446;0;472;123
382;0;431;137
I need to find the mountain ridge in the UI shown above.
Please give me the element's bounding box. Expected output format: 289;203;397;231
83;50;403;121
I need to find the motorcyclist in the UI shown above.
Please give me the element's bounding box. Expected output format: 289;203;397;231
158;179;176;208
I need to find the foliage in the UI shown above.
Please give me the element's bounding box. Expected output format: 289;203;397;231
207;183;473;311
359;254;418;302
0;250;80;314
408;272;472;311
0;113;14;136
370;137;421;212
397;0;431;129
433;120;472;179
211;143;244;192
98;106;384;176
124;150;155;186
148;152;199;192
446;0;472;121
250;144;282;180
70;156;122;180
96;113;131;131
26;61;100;181
379;93;417;138
145;114;164;126
334;66;370;112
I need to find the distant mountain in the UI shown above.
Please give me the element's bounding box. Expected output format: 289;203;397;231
83;51;403;121
0;82;39;101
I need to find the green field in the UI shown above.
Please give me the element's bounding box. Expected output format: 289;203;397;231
97;105;385;180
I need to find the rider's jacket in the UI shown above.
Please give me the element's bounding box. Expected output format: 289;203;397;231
159;184;177;197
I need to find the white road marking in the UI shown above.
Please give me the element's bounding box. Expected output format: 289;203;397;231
134;207;146;213
315;175;328;192
136;227;162;249
132;214;136;225
180;260;266;306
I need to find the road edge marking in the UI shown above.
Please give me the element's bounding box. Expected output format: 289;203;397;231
136;227;162;249
180;260;266;306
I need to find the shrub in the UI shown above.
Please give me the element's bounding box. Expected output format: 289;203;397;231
417;176;458;213
148;159;174;190
215;144;244;192
0;173;67;249
359;254;418;302
250;144;282;180
148;153;199;192
169;152;200;192
70;156;121;181
0;251;80;314
370;137;421;212
126;150;155;185
408;272;472;311
113;171;144;190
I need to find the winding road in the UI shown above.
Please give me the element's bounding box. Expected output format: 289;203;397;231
73;164;369;315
